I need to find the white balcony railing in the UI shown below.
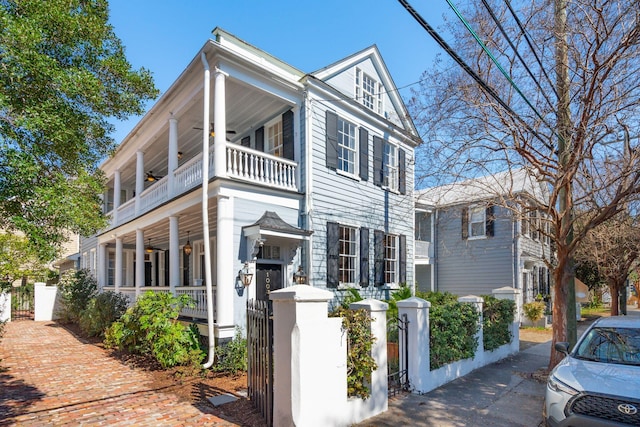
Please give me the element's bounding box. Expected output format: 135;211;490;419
415;240;433;259
107;143;298;229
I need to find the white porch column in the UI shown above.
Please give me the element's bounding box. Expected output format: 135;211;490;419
168;116;178;196
169;216;180;293
213;68;228;179
135;229;145;298
135;151;144;215
97;243;107;292
115;237;123;292
216;194;234;338
113;170;121;224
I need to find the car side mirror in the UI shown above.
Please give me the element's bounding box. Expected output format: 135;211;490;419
555;342;570;355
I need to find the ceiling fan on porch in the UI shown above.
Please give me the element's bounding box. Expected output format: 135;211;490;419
145;171;163;182
145;239;162;253
193;122;236;139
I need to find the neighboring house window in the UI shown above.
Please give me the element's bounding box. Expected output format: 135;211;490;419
338;118;357;175
327;222;370;288
339;225;357;285
325;111;369;181
415;211;432;241
266;120;283;157
107;251;115;286
355;68;382;114
461;205;495;239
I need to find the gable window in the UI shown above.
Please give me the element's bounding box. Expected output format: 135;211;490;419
266;120;283;157
338;118;357;175
462;205;495;239
339;225;357;285
356;68;382;114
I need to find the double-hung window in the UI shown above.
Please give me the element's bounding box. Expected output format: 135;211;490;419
384;234;398;284
337;118;357;175
383;142;398;190
266;120;283;157
469;205;486;238
339;225;357;285
356;68;382;114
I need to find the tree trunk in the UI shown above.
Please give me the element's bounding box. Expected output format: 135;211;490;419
550;258;570;368
610;283;619;316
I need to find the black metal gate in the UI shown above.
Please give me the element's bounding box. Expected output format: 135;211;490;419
387;313;409;396
10;284;34;321
247;298;273;426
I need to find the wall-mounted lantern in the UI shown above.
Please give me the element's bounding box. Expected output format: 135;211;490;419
239;262;253;287
293;265;307;285
183;231;192;256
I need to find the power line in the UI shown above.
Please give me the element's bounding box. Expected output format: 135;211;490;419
396;0;553;151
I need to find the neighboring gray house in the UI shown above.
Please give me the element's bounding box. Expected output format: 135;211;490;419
414;168;552;310
78;28;420;341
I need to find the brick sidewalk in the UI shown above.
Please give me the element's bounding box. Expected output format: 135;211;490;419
0;321;239;426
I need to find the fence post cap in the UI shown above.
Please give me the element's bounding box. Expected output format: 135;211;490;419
458;295;484;304
269;284;333;302
396;296;431;309
492;286;521;295
349;298;388;312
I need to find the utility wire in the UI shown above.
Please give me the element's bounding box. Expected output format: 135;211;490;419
502;0;559;99
396;0;553;150
445;0;560;144
480;0;556;109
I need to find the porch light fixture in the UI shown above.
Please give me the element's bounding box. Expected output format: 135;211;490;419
239;262;253;287
177;151;183;159
183;231;192;256
145;239;154;253
145;171;162;182
293;265;307;285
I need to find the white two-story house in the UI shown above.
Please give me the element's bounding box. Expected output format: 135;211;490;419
79;28;420;341
414;168;552;315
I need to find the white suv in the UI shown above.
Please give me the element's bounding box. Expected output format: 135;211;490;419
544;316;640;426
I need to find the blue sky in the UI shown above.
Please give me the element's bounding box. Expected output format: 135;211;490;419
107;0;452;143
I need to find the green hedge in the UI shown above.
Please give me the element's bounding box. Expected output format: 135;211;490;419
482;295;515;351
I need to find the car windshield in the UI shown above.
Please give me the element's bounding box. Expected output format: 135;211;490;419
574;326;640;366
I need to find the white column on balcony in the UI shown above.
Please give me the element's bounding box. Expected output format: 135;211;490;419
113;170;121;224
213;68;228;179
169;216;179;294
216;194;234;339
168;116;178;196
115;237;123;292
97;243;107;292
135;151;144;215
135;229;145;298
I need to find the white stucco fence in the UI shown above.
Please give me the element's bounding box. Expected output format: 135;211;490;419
34;282;61;321
0;291;10;322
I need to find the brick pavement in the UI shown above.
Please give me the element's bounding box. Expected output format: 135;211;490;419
0;321;239;426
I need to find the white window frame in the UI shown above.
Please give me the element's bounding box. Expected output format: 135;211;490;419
355;67;382;114
339;225;358;286
337;117;357;176
266;118;283;157
469;205;486;239
383;142;398;190
384;234;398;285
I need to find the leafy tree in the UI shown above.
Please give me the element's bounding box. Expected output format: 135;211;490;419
0;0;158;260
406;0;640;367
0;231;47;287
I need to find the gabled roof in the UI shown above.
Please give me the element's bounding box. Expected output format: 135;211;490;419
310;45;419;142
416;168;549;207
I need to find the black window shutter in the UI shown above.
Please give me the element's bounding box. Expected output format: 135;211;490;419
255;126;264;152
240;136;250;147
282;110;294;160
399;234;406;284
486;205;495;237
326;110;338;170
461;207;469;239
183;250;189;286
164;250;169;287
373;136;384;187
327;222;339;288
154;252;159;286
359;228;369;287
374;230;385;286
359;128;369;181
399;149;406;194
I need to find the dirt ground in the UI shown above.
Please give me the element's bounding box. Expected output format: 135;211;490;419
63;324;267;427
519;326;552;351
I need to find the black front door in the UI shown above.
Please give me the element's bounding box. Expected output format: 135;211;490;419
256;264;282;302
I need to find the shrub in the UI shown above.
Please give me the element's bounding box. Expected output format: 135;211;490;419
57;269;97;324
104;291;204;369
79;291;129;337
330;307;377;399
482;296;515;351
523;301;546;323
213;327;247;374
